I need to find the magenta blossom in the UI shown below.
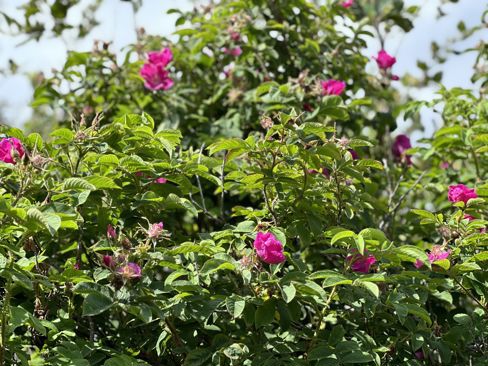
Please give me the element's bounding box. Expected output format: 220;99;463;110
341;0;354;8
303;103;314;112
147;48;173;67
374;50;396;70
414;350;425;361
103;255;116;268
106;224;117;240
347;251;377;273
440;161;450;169
153;177;167;184
448;184;477;204
224;46;242;57
464;214;486;233
415;245;451;268
0;137;25;164
140;63;174;91
392;134;412;165
229;29;241;41
253;232;286;264
348;149;359;160
117;262;142;279
148;222;164;239
308;167;330;178
390;74;400;81
321;79;346;96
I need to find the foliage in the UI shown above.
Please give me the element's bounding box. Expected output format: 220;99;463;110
0;0;487;365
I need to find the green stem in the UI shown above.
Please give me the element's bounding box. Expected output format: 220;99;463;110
308;286;337;355
0;256;14;366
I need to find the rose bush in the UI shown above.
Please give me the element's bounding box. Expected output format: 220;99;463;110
1;0;487;365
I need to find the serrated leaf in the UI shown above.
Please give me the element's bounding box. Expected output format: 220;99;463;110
331;230;356;245
281;284;296;303
84;175;120;190
354;280;380;298
82;292;113;316
63;177;96;191
255;299;275;328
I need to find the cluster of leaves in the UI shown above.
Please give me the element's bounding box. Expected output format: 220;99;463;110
1;0;487;365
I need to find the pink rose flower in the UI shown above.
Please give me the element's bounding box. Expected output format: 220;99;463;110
341;0;354;8
448;184;477;204
374;50;396;70
321;79;346;96
0;137;25;164
103;255;116;268
140;63;174;91
147;48;173;67
464;214;486;233
148;222;164;239
348;149;359;160
392;134;412;165
308;168;330;178
253;232;286;264
106;224;117;240
464;214;475;221
414;350;425;360
428;245;451;262
415;245;450;268
303;103;314;112
440;161;450;169
117;262;142;279
223;46;242;57
229;29;241;41
153;177;167;184
347;250;377;273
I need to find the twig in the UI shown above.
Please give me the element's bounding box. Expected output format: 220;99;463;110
454;278;488;315
196;143;207;213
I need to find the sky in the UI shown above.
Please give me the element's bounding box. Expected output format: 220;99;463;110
0;0;486;140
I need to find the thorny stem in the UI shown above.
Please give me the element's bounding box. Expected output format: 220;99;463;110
308;286;337;355
333;169;344;224
219;153;226;218
471;147;482;182
380;171;426;231
165;318;184;348
196;143;207;213
0;255;14;366
454;278;488;316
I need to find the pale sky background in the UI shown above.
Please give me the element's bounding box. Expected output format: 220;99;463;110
0;0;487;142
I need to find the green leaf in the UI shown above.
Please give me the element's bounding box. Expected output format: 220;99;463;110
331;230;356;245
183;348;212;366
281;284;296;303
411;209;436;220
82;292;113;316
432;259;450;270
84;175;121;190
26;208;61;236
255;299;275;328
342;351;375;364
354;280;380;298
226;297;246;318
207;138;248;155
451;262;481;274
394;245;430;267
63;177;96;191
50;128;74;144
200;259;235;275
